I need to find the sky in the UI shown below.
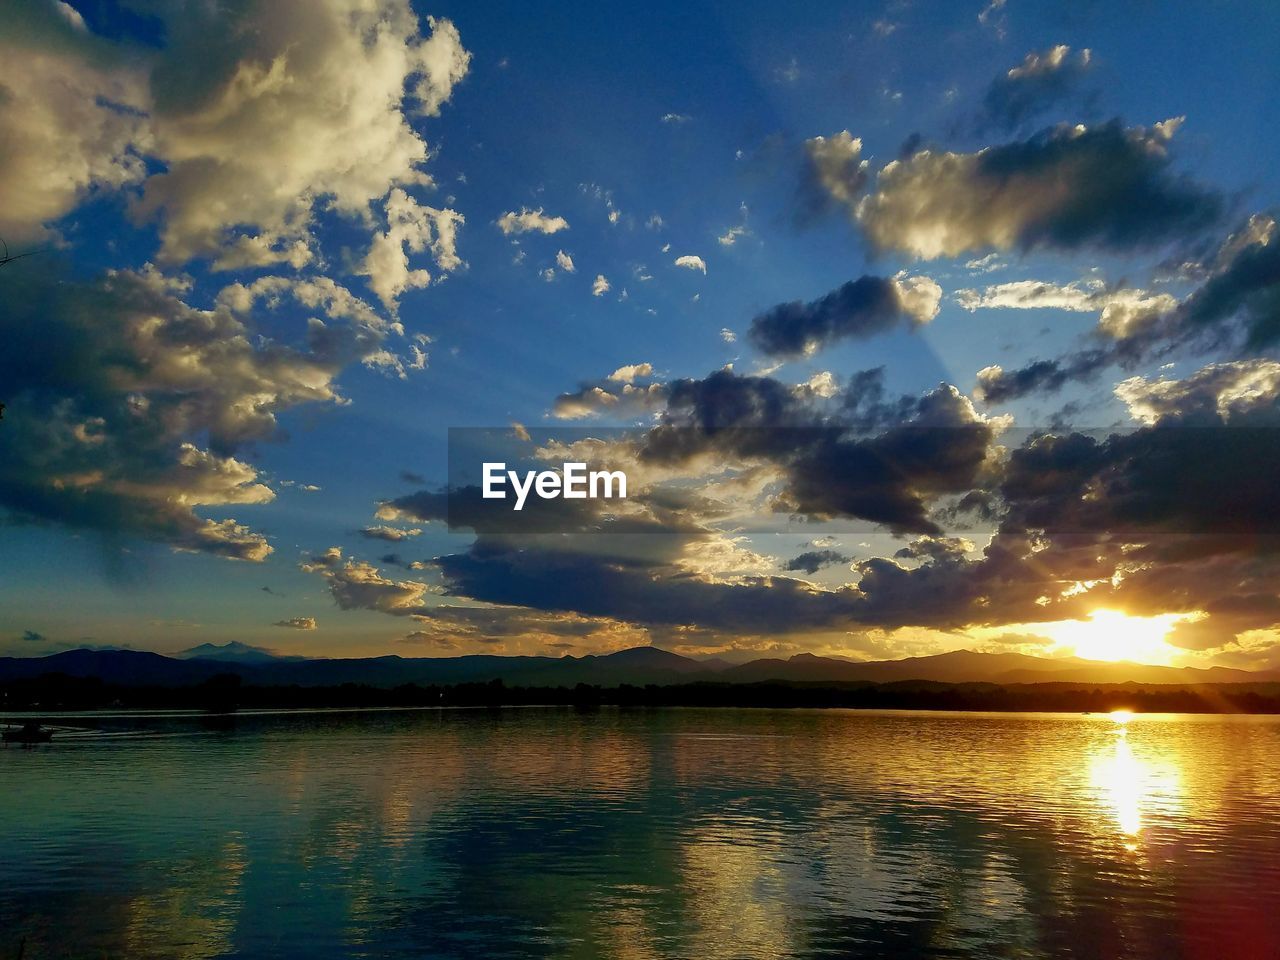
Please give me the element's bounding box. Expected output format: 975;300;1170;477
3;0;1280;669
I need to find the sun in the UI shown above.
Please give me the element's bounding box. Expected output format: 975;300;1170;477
1040;609;1188;665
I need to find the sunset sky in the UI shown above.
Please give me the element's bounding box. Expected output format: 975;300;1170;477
3;0;1280;669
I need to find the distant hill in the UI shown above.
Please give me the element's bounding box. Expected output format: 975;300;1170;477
0;645;1274;689
176;641;306;664
718;650;1269;686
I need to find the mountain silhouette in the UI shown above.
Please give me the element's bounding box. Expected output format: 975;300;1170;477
0;645;1273;689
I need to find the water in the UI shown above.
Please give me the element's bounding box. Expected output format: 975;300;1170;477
2;707;1279;959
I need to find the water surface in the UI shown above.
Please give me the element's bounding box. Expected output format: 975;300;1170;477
2;708;1278;959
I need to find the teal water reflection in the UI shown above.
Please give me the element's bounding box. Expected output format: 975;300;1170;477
2;708;1279;959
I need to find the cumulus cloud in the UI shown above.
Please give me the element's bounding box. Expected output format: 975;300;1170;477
360;525;424;541
0;10;145;244
122;3;470;265
748;274;940;358
956;278;1178;338
496;207;570;235
979;45;1093;132
674;255;707;274
551;364;667;420
555;250;576;273
1115;360;1280;426
274;617;317;630
854;120;1222;259
608;363;654;384
799;131;868;220
360;188;464;310
0;265;404;560
302;547;436;615
973;214;1280;403
784;549;852;574
0;2;149;245
592;274;611;296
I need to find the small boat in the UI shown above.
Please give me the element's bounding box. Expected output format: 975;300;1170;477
2;722;53;744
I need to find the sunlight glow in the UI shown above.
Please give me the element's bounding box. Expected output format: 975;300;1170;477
1038;609;1191;665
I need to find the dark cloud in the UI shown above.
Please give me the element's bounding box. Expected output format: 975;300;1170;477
317;360;1280;653
978;45;1093;133
21;629;46;643
273;617;316;630
856;119;1223;259
1176;215;1280;349
975;350;1112;403
748;274;941;358
644;371;1004;535
784;549;851;574
796;130;869;223
974;215;1279;404
0;263;404;561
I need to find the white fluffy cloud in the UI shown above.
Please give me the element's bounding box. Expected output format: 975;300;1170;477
496;207;570;235
674;255;707;274
0;1;469;266
803;131;868;210
955;278;1177;338
1116;360;1280;425
0;3;149;244
302;547;436;615
360;187;464;310
608;363;654;384
592;274;611;296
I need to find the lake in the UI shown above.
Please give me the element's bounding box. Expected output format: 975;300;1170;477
2;708;1278;959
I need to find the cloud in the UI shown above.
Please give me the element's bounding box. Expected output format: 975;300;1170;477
497;207;570;235
274;617;317;630
551;363;667;419
974;354;1110;404
1174;214;1280;349
979;45;1093;132
21;630;47;644
127;4;470;265
717;202;751;246
360;188;464;310
0;265;404;560
639;370;1005;535
956;278;1178;338
360;525;424;542
854;120;1222;259
0;2;148;245
301;547;436;615
661;112;691;124
799;131;868;220
784;550;851;574
555;250;576;273
608;363;654;384
720;328;737;343
974;214;1280;403
674;255;707;274
592;274;611;296
1115;360;1280;426
748;274;940;358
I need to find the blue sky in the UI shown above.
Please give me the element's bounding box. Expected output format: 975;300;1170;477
3;0;1280;667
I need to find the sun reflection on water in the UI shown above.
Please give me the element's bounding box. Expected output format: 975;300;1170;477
1088;714;1183;847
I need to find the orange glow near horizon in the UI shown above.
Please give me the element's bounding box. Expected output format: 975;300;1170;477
1035;609;1191;666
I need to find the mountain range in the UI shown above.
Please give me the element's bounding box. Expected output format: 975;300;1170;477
0;644;1274;689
